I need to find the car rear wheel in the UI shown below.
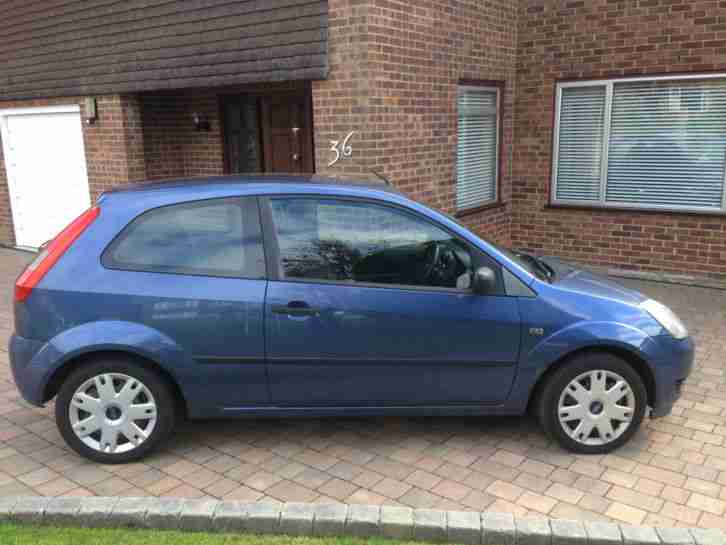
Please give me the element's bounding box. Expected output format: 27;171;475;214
55;357;176;463
536;353;647;454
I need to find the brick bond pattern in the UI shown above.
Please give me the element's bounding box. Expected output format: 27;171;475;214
0;249;725;529
314;0;517;245
0;497;725;545
512;0;726;280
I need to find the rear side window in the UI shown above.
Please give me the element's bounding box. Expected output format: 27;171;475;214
103;197;265;278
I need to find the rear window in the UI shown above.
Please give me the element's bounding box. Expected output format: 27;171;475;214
102;197;265;278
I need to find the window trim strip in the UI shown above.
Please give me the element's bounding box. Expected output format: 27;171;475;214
456;80;504;213
551;72;726;213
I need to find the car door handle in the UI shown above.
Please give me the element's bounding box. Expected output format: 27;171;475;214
271;301;320;317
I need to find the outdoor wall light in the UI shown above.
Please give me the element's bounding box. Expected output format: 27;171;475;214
192;112;210;131
84;97;97;125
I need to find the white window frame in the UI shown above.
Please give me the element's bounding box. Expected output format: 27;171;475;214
456;84;501;212
551;72;726;213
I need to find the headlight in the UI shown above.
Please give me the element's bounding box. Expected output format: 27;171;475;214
640;299;688;339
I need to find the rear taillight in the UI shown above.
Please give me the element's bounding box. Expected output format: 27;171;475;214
15;207;100;302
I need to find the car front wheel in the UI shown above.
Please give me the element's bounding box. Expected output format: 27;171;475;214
536;353;647;454
55;357;176;463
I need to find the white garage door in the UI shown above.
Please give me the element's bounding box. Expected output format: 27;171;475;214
0;105;91;249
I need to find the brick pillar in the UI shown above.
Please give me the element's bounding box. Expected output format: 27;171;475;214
84;94;146;199
312;0;376;181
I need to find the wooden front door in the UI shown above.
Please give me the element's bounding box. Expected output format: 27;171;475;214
223;90;314;175
261;94;314;173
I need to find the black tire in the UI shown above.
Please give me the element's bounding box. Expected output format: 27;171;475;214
55;356;176;464
536;352;647;454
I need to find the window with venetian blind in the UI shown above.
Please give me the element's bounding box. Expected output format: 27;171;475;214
553;75;726;212
456;85;500;211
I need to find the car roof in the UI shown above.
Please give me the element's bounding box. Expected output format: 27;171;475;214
104;174;402;198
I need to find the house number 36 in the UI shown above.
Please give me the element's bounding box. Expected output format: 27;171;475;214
328;131;354;166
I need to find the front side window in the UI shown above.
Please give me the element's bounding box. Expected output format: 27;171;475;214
456;84;500;211
103;197;265;278
553;76;726;212
270;198;478;290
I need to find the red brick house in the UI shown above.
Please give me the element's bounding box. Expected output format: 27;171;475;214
1;1;725;279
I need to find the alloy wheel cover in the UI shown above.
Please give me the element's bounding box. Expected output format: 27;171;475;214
68;373;158;454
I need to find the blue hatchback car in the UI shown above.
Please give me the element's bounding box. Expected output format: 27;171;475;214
10;175;693;463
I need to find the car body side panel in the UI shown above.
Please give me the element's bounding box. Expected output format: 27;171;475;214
265;280;521;406
501;290;693;415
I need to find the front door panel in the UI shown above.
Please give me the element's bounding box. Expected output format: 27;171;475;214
261;94;313;173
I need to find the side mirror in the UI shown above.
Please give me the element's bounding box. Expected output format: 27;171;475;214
472;266;497;295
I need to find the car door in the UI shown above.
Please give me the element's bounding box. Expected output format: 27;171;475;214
101;196;269;410
262;196;521;406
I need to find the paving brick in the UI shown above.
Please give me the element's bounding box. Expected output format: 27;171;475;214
608;486;664;514
687;493;725;516
518;491;557;515
487;480;525;502
380;505;414;540
606;502;647;525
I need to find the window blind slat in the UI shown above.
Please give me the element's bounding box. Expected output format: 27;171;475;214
457;86;499;210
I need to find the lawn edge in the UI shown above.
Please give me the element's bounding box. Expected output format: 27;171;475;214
0;496;722;545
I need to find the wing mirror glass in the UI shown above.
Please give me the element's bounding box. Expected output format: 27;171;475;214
472;266;497;295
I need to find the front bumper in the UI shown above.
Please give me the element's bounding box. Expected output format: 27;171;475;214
9;333;47;407
649;335;694;418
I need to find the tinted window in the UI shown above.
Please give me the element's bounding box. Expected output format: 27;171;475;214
104;197;265;278
270;198;475;289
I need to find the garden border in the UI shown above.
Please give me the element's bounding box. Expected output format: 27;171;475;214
0;497;724;545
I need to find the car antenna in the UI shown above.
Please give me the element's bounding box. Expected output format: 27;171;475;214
368;168;392;186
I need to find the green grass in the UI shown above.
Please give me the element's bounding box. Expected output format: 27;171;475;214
0;524;434;545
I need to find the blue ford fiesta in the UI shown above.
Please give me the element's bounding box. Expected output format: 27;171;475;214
9;175;693;463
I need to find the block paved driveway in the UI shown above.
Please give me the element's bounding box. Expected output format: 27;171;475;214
0;249;725;529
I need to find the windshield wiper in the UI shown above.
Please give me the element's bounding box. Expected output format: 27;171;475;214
515;252;554;282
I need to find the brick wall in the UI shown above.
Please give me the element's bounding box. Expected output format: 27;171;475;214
513;0;726;279
0;94;146;245
84;95;147;195
140;81;308;181
141;91;224;181
314;0;518;245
